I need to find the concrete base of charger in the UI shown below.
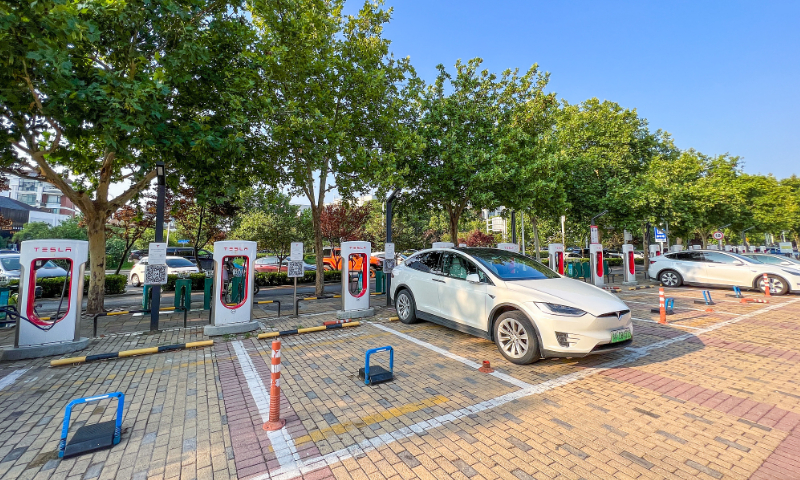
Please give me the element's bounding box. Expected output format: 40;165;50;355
1;337;91;361
336;308;374;320
623;281;639;286
204;321;260;337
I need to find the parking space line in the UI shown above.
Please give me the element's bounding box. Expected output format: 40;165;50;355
370;323;533;389
0;369;28;392
261;298;800;480
231;340;300;469
632;317;702;330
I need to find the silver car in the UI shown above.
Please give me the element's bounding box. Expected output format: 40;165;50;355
0;254;69;279
648;250;800;295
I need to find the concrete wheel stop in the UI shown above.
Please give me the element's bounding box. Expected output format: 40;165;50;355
1;337;91;361
204;321;260;336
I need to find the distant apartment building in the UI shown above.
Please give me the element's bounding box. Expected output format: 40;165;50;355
2;174;77;217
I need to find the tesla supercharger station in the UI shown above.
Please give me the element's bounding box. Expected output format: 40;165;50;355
649;244;662;257
2;240;90;361
621;244;637;286
337;241;374;320
548;244;565;275
205;240;259;336
497;243;520;253
589;243;604;287
725;245;733;252
670;245;684;253
432;242;454;249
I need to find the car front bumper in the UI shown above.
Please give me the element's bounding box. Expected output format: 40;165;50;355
520;304;634;358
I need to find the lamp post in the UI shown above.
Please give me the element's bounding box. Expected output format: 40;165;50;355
718;223;731;250
150;162;166;332
741;226;755;251
385;189;400;306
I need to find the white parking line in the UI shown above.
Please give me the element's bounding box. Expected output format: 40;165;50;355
370;323;533;389
632;317;702;330
0;369;29;392
231;341;299;469
258;298;800;480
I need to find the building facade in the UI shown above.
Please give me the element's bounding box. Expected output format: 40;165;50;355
2;175;77;217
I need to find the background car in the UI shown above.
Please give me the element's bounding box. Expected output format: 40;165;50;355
371;251;407;265
0;254;70;279
128;256;200;287
648;250;800;295
390;247;632;365
129;247;213;270
254;256;316;273
742;253;800;268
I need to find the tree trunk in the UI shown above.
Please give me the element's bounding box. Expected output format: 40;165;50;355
446;205;460;245
312;206;325;296
530;214;541;263
115;241;135;275
86;214;107;314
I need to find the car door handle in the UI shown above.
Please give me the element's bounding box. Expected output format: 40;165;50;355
432;278;446;283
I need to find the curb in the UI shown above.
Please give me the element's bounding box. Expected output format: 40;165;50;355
50;340;214;367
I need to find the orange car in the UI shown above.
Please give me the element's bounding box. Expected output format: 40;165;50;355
322;247;381;273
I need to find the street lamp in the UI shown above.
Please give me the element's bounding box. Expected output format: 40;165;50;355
150;162;166;332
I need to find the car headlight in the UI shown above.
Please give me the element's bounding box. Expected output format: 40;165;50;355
535;303;587;317
781;269;800;277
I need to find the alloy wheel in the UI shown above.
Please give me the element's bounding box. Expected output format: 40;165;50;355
497;317;529;358
760;276;784;293
661;271;678;286
397;293;411;320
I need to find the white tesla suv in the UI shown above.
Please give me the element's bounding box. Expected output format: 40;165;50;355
389;247;633;365
648;250;800;295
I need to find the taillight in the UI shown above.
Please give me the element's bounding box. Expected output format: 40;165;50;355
650;260;656;265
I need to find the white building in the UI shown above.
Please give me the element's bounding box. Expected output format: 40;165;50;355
2;174;77;217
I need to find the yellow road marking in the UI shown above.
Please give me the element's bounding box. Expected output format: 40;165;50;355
291;395;449;447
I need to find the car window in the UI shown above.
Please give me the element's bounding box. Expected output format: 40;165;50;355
407;251;442;273
703;252;740;264
441;253;488;282
464;248;559;280
139;259;148;266
166;258;196;268
1;257;21;271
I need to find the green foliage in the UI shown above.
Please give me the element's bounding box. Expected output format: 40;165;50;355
231;192;302;263
12;217;88;243
105;237;126;268
15;275;127;297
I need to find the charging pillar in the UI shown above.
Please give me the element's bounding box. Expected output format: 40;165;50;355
589;243;604;287
337;241;374;320
548;244;564;275
205;241;259;336
649;244;662;258
2;240;90;361
622;244;637;286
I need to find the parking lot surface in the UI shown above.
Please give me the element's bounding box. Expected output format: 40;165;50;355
0;285;798;479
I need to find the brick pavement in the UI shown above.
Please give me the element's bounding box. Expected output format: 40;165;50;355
0;286;797;479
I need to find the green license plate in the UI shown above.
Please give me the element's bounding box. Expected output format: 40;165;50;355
611;328;632;343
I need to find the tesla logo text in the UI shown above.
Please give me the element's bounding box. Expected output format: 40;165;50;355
33;247;72;253
223;247;249;252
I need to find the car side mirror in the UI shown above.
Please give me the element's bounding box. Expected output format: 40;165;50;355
466;273;481;283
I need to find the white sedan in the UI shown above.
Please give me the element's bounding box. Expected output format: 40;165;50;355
389;247;632;365
648;250;800;295
129;256;200;287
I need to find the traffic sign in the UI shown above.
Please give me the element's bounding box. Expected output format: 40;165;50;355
713;231;724;240
177;239;190;244
654;228;667;242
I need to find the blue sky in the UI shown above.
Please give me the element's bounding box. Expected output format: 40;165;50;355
368;0;799;179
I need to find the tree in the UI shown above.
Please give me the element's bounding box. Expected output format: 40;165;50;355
106;200;157;274
254;0;417;295
172;188;238;267
736;174;798;242
0;0;270;312
459;230;497;247
231;194;301;270
319;203;372;269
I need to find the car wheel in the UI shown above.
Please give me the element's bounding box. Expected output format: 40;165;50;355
758;274;789;295
395;289;418;324
659;270;683;287
493;311;540;365
130;274;141;287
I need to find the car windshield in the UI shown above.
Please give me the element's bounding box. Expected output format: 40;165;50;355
462;248;560;280
0;257;58;271
166;258;196;268
726;252;762;263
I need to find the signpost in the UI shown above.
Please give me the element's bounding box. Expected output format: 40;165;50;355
177;239;190;245
780;242;793;255
145;242;168;286
288;242;303;316
384;243;396;274
590;225;599;245
653;228;667;242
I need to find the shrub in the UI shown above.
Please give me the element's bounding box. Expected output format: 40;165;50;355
162;273;210;291
14;274;128;297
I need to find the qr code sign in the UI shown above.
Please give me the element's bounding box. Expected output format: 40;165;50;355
287;261;304;278
144;264;168;285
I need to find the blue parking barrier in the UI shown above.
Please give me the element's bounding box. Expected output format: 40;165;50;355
59;392;124;458
358;346;394;385
726;286;743;299
665;298;675;315
695;290;716;305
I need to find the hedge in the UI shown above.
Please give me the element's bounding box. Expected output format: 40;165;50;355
541;257;623;267
160;270;343;291
8;275;128;297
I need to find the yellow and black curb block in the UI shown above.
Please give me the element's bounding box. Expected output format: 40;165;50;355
50;340;214;367
602;286;622;293
257;321;360;340
627;285;658;291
